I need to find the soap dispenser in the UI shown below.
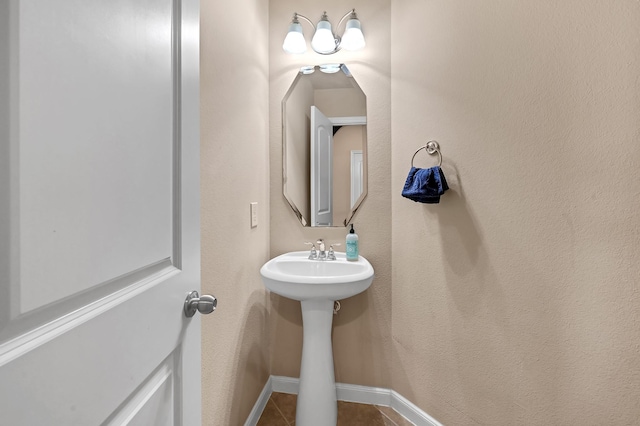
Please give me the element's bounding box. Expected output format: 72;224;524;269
346;224;359;261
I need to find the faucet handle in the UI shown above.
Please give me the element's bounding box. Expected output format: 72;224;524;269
304;242;318;260
327;243;341;260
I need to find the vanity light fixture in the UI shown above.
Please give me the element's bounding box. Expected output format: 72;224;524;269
283;9;365;55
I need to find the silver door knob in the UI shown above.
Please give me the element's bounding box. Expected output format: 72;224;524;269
184;290;217;317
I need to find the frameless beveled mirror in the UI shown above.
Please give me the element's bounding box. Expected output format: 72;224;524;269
282;64;367;227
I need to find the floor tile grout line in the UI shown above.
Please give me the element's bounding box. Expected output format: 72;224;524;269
375;406;400;426
271;395;293;426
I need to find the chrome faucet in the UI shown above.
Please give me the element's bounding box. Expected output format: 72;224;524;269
305;239;340;261
305;242;318;260
327;243;340;260
316;239;327;260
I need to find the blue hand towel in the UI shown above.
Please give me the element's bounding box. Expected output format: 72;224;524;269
401;166;449;203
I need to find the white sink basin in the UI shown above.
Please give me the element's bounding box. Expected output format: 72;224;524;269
260;250;375;425
260;251;374;301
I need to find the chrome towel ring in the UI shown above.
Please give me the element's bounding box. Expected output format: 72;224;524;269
411;140;442;168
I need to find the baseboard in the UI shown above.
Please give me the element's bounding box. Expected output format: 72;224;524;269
243;376;273;426
389;389;443;426
270;375;299;394
245;375;443;426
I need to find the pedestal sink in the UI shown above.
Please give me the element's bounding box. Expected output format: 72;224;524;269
260;251;374;426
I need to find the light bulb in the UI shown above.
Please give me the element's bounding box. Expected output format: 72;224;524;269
319;64;341;74
311;19;336;54
300;66;315;74
283;22;306;54
341;18;365;51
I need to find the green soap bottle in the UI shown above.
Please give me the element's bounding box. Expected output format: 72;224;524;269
346;224;359;261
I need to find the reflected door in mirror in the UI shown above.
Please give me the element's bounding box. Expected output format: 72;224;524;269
282;64;367;227
311;106;334;226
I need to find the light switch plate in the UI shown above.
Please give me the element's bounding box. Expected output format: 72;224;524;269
250;202;258;228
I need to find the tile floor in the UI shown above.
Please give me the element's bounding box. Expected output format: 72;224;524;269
256;392;415;426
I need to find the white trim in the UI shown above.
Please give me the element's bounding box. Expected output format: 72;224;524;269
270;375;299;394
390;389;443;426
328;116;366;126
243;376;273;426
106;361;174;425
0;263;178;367
246;376;444;426
336;382;391;406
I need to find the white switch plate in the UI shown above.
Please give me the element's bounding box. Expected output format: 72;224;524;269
250;202;258;228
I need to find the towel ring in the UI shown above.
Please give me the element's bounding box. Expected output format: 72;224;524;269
411;140;442;168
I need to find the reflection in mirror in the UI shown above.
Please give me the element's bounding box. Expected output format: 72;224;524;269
282;64;367;227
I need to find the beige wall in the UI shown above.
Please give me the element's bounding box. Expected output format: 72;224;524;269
200;0;271;424
269;0;393;387
315;87;367;117
391;1;640;425
199;0;640;424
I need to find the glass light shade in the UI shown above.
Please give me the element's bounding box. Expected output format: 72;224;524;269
283;22;306;54
300;65;315;74
319;63;341;74
341;18;365;51
311;20;336;54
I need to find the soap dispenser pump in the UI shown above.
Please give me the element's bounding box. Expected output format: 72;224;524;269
346;224;359;261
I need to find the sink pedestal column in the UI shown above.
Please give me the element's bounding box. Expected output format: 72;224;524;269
296;298;337;426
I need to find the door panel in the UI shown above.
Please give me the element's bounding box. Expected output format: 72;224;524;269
110;359;176;426
0;0;201;424
310;106;333;226
19;0;173;312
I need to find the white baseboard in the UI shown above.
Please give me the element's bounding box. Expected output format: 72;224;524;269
243;376;273;426
269;375;299;394
244;375;443;426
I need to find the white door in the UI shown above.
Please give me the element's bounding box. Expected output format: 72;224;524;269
310;106;333;227
0;1;203;424
350;150;363;209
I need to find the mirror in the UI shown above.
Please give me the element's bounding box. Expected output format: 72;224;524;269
282;64;367;227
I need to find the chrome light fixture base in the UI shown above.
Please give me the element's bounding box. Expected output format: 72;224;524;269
282;9;365;55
